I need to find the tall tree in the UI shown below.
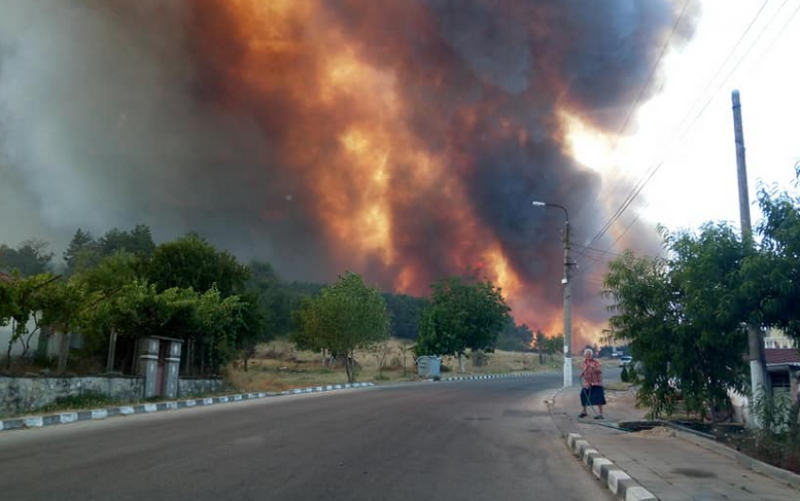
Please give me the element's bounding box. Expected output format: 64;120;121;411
534;330;547;363
383;293;428;340
741;187;800;348
415;276;511;370
604;224;749;419
63;229;101;274
99;224;156;258
292;272;390;382
147;234;249;297
0;240;54;276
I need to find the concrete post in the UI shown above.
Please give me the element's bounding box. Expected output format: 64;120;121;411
164;340;183;398
139;337;159;399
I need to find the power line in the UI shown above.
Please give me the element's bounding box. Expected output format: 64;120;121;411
577;0;693;260
580;0;780;256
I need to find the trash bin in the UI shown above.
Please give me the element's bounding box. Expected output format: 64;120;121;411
417;356;441;379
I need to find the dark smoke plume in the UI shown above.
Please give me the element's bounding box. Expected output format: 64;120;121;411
0;0;695;340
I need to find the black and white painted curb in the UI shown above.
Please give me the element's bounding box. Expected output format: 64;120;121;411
545;388;658;501
0;382;375;434
442;371;556;382
565;432;658;501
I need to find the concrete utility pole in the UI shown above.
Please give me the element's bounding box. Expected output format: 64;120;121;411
731;90;769;413
533;201;572;388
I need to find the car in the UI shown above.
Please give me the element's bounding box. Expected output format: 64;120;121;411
619;355;633;367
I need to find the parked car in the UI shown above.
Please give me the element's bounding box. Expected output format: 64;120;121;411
619;355;633;367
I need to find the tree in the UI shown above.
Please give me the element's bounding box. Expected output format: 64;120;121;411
0;273;61;368
37;278;91;373
64;229;101;275
398;339;414;375
545;334;564;360
98;224;155;258
147;234;249;297
534;330;547;363
415;276;511;371
370;340;392;378
496;320;534;352
0;240;54;276
383;293;428;340
247;261;297;339
603;224;749;419
291;272;390;382
741;186;800;347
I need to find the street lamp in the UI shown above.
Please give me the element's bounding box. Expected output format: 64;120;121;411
532;201;573;388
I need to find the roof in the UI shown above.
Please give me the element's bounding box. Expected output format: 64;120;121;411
765;348;800;365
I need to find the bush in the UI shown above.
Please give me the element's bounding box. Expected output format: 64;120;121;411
440;364;451;373
471;350;489;367
36;391;122;414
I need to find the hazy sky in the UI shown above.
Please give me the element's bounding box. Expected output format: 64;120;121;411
569;0;800;255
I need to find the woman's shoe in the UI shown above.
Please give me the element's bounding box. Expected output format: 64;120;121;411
594;415;604;420
578;412;588;418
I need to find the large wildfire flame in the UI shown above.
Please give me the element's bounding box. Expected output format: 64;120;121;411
0;0;692;347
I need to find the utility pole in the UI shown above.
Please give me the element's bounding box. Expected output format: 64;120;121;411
562;214;573;388
532;201;572;387
731;90;769;417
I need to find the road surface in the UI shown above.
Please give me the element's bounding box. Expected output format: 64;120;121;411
0;374;613;501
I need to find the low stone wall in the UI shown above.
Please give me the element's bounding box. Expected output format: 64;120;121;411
0;376;144;418
178;377;228;397
0;375;228;417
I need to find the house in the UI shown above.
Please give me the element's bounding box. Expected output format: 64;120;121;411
766;348;800;399
764;328;796;349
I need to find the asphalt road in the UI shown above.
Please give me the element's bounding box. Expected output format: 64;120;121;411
0;374;613;501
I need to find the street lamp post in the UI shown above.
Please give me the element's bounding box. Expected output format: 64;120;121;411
533;201;572;388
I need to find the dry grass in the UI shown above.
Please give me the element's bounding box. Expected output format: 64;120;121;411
225;338;562;392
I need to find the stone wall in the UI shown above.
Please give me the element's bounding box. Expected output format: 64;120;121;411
178;377;228;397
0;375;228;417
0;376;144;418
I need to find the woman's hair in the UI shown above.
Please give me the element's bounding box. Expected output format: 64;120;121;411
584;348;593;357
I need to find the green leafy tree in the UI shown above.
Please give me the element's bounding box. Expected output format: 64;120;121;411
534;330;547;363
147;234;249;297
497;320;534;352
98;224;156;258
383;293;428;340
64;229;101;275
37;278;92;372
247;261;297;339
741;187;800;347
0;273;61;367
0;240;54;276
292;272;390;382
415;276;511;371
604;224;749;419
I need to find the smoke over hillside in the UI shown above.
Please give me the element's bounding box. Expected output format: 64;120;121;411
0;0;694;342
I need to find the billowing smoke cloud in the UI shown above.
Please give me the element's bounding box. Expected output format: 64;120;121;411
0;0;694;342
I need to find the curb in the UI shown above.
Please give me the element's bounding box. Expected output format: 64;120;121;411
0;382;376;434
442;371;557;382
565;432;658;501
545;388;659;501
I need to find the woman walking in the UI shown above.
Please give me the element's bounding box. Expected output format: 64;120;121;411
579;348;606;419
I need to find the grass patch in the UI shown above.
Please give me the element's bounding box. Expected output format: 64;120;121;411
225;338;562;393
34;392;124;415
605;381;634;391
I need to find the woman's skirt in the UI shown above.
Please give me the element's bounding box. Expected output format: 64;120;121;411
580;385;606;406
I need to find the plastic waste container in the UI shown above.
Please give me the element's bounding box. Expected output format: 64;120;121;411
417;356;441;379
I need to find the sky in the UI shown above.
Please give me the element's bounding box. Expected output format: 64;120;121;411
569;0;800;255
